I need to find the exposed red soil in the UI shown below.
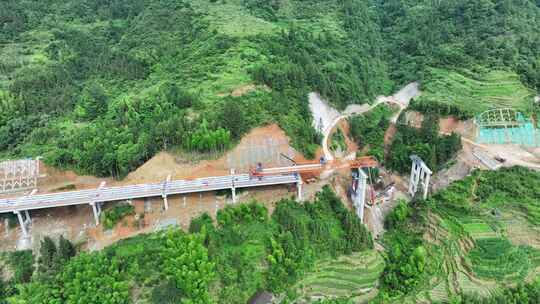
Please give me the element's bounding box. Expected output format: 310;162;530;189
1;124;315;251
439;116;460;134
325;120;358;159
384;124;397;151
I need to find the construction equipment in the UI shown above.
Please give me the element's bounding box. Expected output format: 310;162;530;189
249;163;323;177
249;156;379;178
280;153;297;165
350;156;379;205
350;156;379;168
495;155;507;163
372;182;395;205
250;155;378;173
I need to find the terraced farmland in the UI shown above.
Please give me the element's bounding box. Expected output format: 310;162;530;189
467;238;533;283
462;219;499;239
293;250;384;303
414;68;536;117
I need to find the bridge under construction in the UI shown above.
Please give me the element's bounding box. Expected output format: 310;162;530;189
0;164;319;237
0;156;385;240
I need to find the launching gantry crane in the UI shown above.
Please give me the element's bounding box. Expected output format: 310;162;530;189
248;156;379;179
249;155;380;196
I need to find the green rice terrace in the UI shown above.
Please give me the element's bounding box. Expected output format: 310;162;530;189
386;167;540;303
410;68;537;119
293;250;384;303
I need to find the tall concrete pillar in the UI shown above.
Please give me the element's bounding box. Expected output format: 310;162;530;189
422;172;430;200
231;187;236;204
162;195;169;210
230;169;237;204
24;210;31;224
162;175;171;210
90;202;100;226
408;162;417;196
353;169;368;223
408;155;432;199
15;211;28;237
296;175;303;201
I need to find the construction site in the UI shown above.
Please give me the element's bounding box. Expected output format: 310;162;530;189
0;85;539;254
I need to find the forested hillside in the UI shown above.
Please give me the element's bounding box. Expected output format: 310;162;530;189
1;169;539;303
0;187;374;303
378;166;540;303
377;0;540;90
0;0;389;177
1;0;539;177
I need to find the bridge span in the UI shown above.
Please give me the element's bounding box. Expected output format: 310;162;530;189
0;171;303;237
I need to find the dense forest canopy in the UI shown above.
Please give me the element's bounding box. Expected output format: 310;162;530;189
0;187;374;303
0;0;539;177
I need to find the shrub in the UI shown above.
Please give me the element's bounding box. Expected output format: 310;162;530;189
102;203;135;230
6;250;34;284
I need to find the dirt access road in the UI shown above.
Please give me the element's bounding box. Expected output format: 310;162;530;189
309;82;420;161
312;84;540;170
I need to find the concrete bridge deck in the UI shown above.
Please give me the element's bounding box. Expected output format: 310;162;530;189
0;172;302;236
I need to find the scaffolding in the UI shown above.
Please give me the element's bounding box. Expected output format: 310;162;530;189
408;155;432;199
0;158;40;194
475;108;540;146
351;168;368;223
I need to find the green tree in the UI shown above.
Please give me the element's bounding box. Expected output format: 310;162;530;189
0;269;5;300
189;213;214;234
219;98;247;139
58;235;77;264
9;281;62;304
38;237;57;275
266;234;302;292
160;83;194;109
162;231;215;304
62;253;129;304
7;250;34;284
74;82;108;121
151;280;184;304
384;200;411;230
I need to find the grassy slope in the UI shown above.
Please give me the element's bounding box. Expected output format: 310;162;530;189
0;0;359;170
403;168;540;303
4;0;345;99
188;0;278;100
417;68;536;117
294;250;384;303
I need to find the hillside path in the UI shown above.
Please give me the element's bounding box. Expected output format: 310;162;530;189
310;82;420;161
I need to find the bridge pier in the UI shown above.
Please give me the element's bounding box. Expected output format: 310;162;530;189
408;155;432;199
90;202;101;226
296;174;303;201
162;195;169;211
352;169;367;223
230;169;237;204
231;187;236;204
14;211;29;237
161;175;171;211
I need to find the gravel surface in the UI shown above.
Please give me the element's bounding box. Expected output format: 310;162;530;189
310;82;421;161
